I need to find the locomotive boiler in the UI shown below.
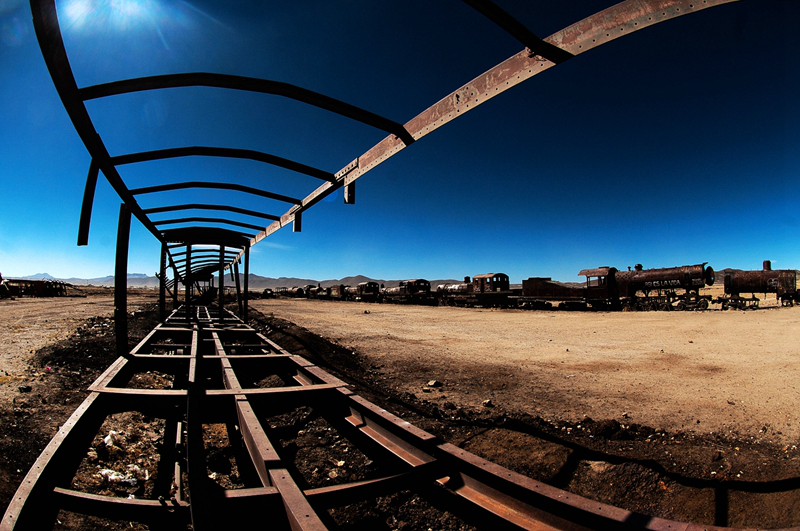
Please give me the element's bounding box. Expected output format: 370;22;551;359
615;263;715;310
720;261;798;309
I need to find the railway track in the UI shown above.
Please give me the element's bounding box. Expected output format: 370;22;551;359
2;305;777;531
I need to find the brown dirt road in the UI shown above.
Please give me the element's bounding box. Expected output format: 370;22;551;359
251;298;800;446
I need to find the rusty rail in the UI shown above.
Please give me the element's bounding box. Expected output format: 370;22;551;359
2;306;792;531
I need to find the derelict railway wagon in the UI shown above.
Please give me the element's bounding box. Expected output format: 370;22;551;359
437;273;515;307
719;261;799;310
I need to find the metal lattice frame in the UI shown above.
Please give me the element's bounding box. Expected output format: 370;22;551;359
30;0;738;306
9;1;782;530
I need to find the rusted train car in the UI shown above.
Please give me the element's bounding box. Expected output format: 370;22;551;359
719;261;798;309
350;281;382;302
1;277;71;298
518;263;715;311
437;273;514;307
382;279;436;305
520;267;620;310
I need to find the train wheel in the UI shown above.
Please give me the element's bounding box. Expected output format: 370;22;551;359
697;299;709;310
659;302;672;312
675;302;686;311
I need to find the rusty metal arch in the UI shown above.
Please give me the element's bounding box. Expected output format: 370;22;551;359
112;147;338;183
31;0;739;284
9;1;781;531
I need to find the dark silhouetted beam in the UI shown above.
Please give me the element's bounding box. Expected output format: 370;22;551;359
30;0;164;244
77;160;99;246
461;0;573;63
81;74;415;146
112;146;336;183
142;204;280;222
162;227;251;247
153;217;264;233
130;181;301;205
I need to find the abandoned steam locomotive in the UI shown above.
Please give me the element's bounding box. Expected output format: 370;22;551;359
437;263;716;311
269;261;797;311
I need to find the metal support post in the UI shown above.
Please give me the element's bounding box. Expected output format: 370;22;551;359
114;203;131;359
234;261;243;316
77;160;98;246
218;246;225;322
185;245;192;320
243;244;250;321
159;241;167;321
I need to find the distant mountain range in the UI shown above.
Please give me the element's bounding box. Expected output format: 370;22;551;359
15;273;462;290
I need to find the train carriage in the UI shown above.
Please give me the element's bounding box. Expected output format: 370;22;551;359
438;273;515;307
382;279;435;304
719;261;798;309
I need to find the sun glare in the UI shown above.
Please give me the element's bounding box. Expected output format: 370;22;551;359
61;0;162;31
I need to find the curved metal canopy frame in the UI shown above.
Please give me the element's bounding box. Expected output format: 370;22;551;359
21;1;794;531
30;0;739;285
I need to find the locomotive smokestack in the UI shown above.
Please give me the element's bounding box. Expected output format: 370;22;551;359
464;276;471;283
763;260;772;271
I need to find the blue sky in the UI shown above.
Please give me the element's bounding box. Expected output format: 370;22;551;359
0;0;797;283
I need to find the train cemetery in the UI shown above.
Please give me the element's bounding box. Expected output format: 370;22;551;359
1;286;799;529
8;1;797;529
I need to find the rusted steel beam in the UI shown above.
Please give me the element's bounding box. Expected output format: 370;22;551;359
131;181;302;206
143;203;281;222
185;325;209;529
243;244;250;321
234;261;243;316
181;256;230;267
160;242;167;321
304;467;440;508
163;227;250;247
80;73;415;147
29;0;165;244
112;146;337;183
185;245;192;313
153;216;264;233
268;469;329;531
460;0;574;63
52;488;189;522
77;160;98;246
252;0;739;247
114;204;131;360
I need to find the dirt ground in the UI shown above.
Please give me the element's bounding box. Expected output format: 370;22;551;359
250;298;800;445
2;291;800;529
0;289;159;530
0;288;156;399
250;297;800;528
